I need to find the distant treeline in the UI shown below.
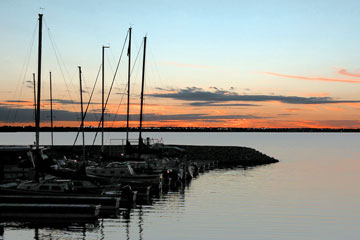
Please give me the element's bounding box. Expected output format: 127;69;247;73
0;126;359;132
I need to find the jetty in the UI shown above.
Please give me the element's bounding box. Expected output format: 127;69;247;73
51;144;279;167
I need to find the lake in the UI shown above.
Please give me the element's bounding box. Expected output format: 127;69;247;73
1;132;359;239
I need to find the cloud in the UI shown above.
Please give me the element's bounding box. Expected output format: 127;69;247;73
5;100;32;103
43;99;99;105
163;61;214;69
263;72;360;84
0;104;266;124
148;87;360;105
316;120;360;128
0;106;81;123
189;102;260;107
154;87;177;91
286;108;302;112
45;99;78;105
142;113;266;121
337;69;360;78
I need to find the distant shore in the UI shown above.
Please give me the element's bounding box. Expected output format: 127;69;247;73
0;126;359;132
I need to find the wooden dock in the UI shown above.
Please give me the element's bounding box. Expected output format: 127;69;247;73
0;203;100;220
0;195;120;214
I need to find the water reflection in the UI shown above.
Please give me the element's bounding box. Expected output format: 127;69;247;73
0;226;3;240
3;161;359;239
0;184;190;240
138;206;143;240
1;219;100;240
0;170;263;240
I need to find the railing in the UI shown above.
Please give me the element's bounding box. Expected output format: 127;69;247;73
108;138;164;156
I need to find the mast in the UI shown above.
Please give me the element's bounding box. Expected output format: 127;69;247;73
126;27;132;145
101;45;109;153
78;66;86;162
32;73;36;129
35;13;43;151
138;36;147;147
49;71;53;148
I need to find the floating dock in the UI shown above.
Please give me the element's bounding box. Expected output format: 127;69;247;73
0;195;120;214
0;203;100;220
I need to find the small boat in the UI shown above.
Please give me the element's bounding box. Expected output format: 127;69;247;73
0;177;136;207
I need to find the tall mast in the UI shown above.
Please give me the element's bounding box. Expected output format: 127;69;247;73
49;71;53;148
35;13;43;151
138;36;147;147
78;66;86;162
101;45;109;153
126;27;132;144
33;73;36;129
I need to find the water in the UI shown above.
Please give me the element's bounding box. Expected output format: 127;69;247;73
1;132;359;239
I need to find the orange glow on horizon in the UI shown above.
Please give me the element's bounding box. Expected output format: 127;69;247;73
1;118;359;129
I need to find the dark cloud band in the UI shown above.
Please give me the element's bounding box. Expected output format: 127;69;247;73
148;87;360;105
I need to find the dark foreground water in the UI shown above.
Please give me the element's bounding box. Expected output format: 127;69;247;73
1;132;359;239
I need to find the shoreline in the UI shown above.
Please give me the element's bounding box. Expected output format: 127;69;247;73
0;126;359;132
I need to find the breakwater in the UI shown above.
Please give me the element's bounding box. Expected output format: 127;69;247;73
50;145;278;167
174;145;279;167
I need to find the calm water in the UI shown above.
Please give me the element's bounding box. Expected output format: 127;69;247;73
1;132;359;239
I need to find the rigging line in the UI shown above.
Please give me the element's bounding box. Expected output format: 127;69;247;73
108;48;122;91
146;55;161;124
108;40;144;129
90;31;129;148
8;21;38;123
44;19;77;90
130;40;144;77
110;85;127;128
106;47;116;75
80;70;99;123
148;46;167;124
149;46;165;87
73;64;102;146
44;19;78;114
106;51;116;77
81;71;93;101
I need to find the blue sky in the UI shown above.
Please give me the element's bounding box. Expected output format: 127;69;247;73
1;0;360;128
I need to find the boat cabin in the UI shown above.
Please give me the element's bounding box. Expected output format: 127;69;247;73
0;146;36;182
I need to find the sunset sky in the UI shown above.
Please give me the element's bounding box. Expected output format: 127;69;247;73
1;0;360;128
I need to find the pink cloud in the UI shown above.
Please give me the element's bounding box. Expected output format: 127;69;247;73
264;72;360;84
337;69;360;78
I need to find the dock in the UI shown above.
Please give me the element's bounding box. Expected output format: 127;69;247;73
0;195;120;214
0;203;100;220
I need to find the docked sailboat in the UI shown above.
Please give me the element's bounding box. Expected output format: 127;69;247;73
0;14;137;212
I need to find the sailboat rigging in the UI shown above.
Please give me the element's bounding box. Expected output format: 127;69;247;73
138;35;147;150
78;66;86;162
35;13;42;153
49;71;54;148
126;27;132;147
101;45;110;153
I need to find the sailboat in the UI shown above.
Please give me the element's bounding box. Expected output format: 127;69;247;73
0;15;137;206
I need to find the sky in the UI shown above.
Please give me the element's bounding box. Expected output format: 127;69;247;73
1;0;360;128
